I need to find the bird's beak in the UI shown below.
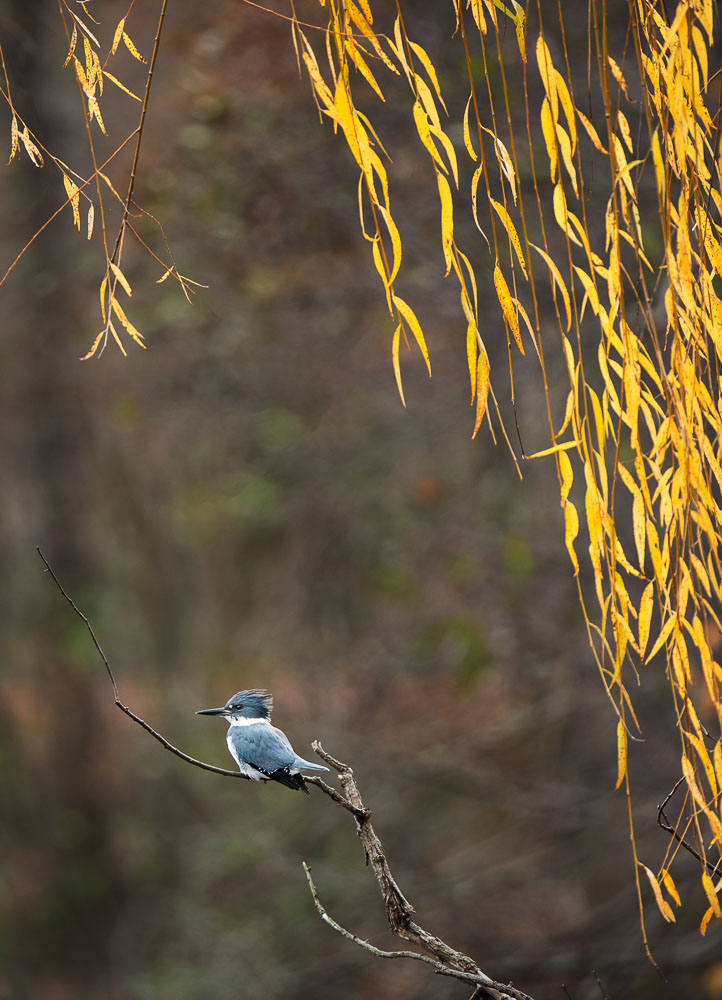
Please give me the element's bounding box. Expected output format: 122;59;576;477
196;707;227;716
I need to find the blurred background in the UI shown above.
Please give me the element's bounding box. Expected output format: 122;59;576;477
1;0;721;997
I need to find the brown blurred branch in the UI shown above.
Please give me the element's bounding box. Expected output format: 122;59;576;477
304;743;534;1000
39;548;534;999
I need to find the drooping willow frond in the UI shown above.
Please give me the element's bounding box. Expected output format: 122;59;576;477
290;0;722;937
1;0;721;939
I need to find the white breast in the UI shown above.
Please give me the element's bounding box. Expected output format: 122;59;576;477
226;721;268;781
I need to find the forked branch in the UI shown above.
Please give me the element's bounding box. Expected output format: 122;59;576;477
38;548;533;1000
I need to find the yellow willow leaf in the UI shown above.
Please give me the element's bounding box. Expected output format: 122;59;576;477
617;109;633;153
390;16;411;79
650;128;666;197
469;0;487;35
408;41;447;112
109;261;132;297
584;463;604;563
111;17;125;55
111;298;146;348
467;321;478;402
63;24;77;68
681;753;713;819
685;730;718;799
637;582;654;661
714;741;722;796
457;251;478;315
525;439;578;459
20;126;43;167
355;0;372;23
413;100;448;177
83;34;93;81
662;870;681;908
371;239;392;314
564;500;579;574
122;31;147;63
99;275;108;322
489;198;527;278
530;243;570;330
414;73;442;131
510;1;526;60
102;70;141;102
344;40;385;101
86;201;94;240
553;70;576;151
472;348;490;439
555;122;578;198
429;120;459;187
646;610;676;663
493;134;516;203
573;265;600;319
536;34;558;120
80;329;105;361
697;0;714;43
62;174;80;230
470;164;488;245
608;55;632;101
702;872;722;918
302;50;335;115
346;1;397;75
463;95;477;161
541;97;558;181
378;206;401;284
692;24;709;87
556;389;574;437
391;323;405;406
7;114;18;164
87;95;106;135
701;904;716;935
437;173;454;276
632;488;646;570
515;301;539;360
493;263;523;354
392;295;431;375
700;223;722;278
690;553;712;597
108;319;127;356
559;449;573;505
642;866;675;922
576;109;607;154
553;183;582;247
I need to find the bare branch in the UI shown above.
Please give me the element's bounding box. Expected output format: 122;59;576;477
306;743;535;1000
302;863;481;985
39;550;534;999
37;547;246;781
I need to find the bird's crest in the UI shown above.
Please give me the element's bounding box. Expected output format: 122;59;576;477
227;688;273;717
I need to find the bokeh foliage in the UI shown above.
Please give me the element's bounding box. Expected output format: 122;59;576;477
2;0;722;995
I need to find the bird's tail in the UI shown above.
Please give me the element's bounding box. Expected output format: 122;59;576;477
294;758;330;772
271;769;310;794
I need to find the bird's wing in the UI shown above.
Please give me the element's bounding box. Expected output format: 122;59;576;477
228;724;296;777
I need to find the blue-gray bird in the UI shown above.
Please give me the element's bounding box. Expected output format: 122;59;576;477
196;689;328;793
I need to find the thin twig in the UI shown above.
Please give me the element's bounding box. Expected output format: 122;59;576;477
302;863;481;986
37;547;246;781
657;776;722;878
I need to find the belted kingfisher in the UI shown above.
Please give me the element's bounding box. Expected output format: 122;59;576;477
196;688;328;793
